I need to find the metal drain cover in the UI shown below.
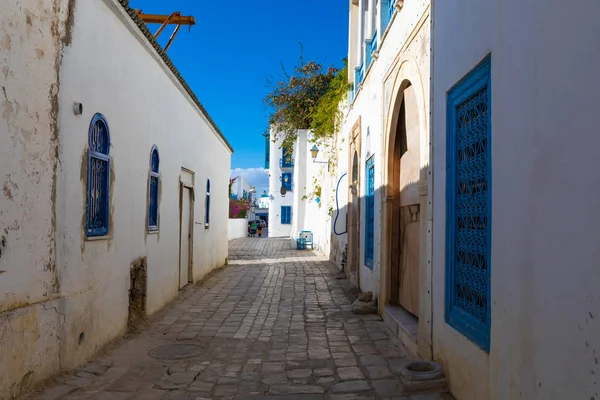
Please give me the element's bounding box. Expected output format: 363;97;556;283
148;344;205;360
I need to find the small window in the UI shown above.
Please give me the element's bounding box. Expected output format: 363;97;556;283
364;156;375;268
281;206;291;224
148;146;160;231
86;113;111;237
445;55;492;352
282;173;292;191
205;179;210;227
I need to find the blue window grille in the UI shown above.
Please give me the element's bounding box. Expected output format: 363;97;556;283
281;147;294;168
86;113;111;237
366;30;378;70
355;62;365;86
148;146;159;231
264;133;270;169
365;157;375;268
381;0;396;33
205;179;211;226
445;55;492;352
282;173;292;191
281;206;291;224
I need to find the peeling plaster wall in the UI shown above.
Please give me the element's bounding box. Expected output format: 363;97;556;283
0;0;230;397
431;0;600;398
53;0;231;373
0;1;72;398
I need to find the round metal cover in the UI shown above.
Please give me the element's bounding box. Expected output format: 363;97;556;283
148;344;205;360
280;186;287;196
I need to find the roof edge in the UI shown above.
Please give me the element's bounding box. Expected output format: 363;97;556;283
117;0;234;153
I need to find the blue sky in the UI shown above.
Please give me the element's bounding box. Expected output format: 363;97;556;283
130;0;349;191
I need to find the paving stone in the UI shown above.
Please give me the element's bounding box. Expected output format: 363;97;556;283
188;380;215;392
269;385;325;394
360;354;387;366
214;385;238;396
287;368;312;379
372;379;403;397
314;368;334;377
366;365;393;379
26;238;445;400
331;380;371;393
337;367;365;380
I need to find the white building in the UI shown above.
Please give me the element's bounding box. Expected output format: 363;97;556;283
330;0;432;357
267;128;332;249
230;175;252;200
430;1;600;399
0;1;232;398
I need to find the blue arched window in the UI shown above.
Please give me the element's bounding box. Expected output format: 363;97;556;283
205;179;210;227
86;113;111;237
148;146;160;231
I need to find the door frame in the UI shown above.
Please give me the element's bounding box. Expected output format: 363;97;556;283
347;117;362;287
179;168;195;289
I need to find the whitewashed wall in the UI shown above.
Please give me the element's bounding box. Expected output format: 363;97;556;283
228;219;248;240
0;1;73;398
0;0;231;397
431;0;600;398
268;129;294;238
337;0;430;297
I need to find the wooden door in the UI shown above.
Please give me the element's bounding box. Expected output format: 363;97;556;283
179;186;192;289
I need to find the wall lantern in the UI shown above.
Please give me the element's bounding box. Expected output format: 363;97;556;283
310;145;330;171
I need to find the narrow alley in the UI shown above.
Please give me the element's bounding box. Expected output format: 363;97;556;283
24;238;450;400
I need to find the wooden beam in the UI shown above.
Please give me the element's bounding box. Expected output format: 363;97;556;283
135;10;196;26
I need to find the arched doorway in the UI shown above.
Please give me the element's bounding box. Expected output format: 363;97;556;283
387;81;421;317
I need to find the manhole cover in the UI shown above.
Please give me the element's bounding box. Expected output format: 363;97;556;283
148;344;205;360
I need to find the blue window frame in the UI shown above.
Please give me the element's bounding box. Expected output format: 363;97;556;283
381;0;396;34
282;173;292;191
205;179;211;227
86;113;111;237
281;147;294;168
445;55;492;352
281;206;291;224
365;157;375;268
148;146;160;231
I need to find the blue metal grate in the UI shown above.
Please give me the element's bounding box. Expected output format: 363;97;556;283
86;114;111;237
445;56;492;352
148;146;160;230
281;206;291;224
205;179;211;226
365;157;375;268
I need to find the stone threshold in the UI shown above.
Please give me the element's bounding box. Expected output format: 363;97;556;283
383;305;418;356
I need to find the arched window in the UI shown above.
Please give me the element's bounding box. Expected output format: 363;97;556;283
148;146;160;231
205;179;210;227
86;113;111;237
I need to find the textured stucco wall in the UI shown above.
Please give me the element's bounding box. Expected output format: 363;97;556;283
432;0;600;398
0;0;231;397
0;1;74;398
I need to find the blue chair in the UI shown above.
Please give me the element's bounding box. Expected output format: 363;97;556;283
299;231;313;250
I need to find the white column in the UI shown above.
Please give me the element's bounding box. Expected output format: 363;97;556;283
368;0;375;37
357;0;364;63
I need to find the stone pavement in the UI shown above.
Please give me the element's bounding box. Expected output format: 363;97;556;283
24;238;451;400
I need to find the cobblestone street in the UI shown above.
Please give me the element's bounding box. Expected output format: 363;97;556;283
25;238;449;400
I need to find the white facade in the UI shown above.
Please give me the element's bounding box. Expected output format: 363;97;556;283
268;128;333;248
268;129;295;238
230;175;251;200
227;219;248;240
331;0;431;360
431;1;600;399
0;0;232;398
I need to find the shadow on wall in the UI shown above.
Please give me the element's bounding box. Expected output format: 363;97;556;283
328;164;428;292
